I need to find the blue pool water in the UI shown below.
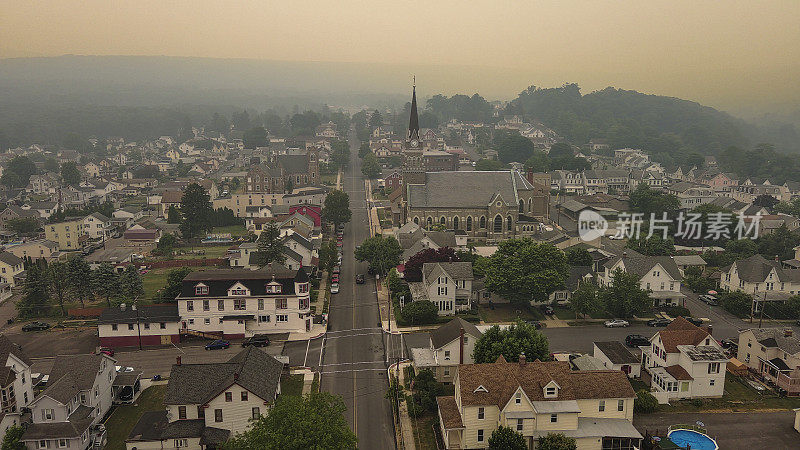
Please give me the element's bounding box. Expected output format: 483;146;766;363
668;429;718;450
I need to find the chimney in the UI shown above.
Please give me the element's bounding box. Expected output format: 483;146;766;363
785;329;793;337
622;251;627;258
519;352;526;366
176;356;182;366
131;304;137;311
120;303;126;311
234;372;239;381
706;324;713;336
775;255;780;262
459;328;465;365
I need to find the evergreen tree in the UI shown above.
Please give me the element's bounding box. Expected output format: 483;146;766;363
254;222;286;268
121;265;145;301
18;263;50;318
67;257;93;308
49;261;71;316
179;183;213;240
93;262;120;307
167;205;181;224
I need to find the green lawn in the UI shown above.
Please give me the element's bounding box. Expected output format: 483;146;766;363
478;303;543;323
211;225;249;237
281;374;305;397
142;268;171;301
173;245;232;259
104;384;167;450
656;373;800;412
321;173;337;186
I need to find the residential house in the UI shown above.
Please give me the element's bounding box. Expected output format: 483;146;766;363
410;318;482;383
593;341;641;379
27;202;58;220
672;255;707;276
126;347;283;449
176;268;312;336
21;354;116;450
665;182;718;209
0;252;24;288
737;328;800;396
640;317;727;401
45;219;86;251
83;212;111;241
0;335;35;442
98;304;181;348
550;266;594;304
408;262;474;315
0;206;40;230
4;240;58;262
599;253;685;307
438;357;640;450
719;254;800;305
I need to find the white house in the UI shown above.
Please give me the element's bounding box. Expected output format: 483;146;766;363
408;262;474;315
410;318;483;383
640;317;727;402
593;341;641;379
0;252;24;289
126;347;283;449
737;328;800;396
21;354;117;450
720;254;800;305
599;253;685;307
83;212;111;241
0;335;35;442
175;268;313;337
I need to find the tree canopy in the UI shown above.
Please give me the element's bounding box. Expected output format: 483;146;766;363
361;152;381;179
321;190;352;228
473;321;549;364
488;426;527;450
253;222;287;268
536;433;577;450
354;235;402;276
482;239;569;305
1;156;36;188
403;247;459;282
179;183;213;240
224;392;357;450
60;161;81;186
599;269;652;318
493;130;535;163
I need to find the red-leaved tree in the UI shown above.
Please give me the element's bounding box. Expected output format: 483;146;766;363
403;247;459;282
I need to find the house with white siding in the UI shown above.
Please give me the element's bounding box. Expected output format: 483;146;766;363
410;318;482;384
407;262;474;315
720;254;800;305
0;335;35;443
21;354;117;450
438;357;641;450
640;317;727;402
126;347;282;450
599;253;685;307
737;328;800;396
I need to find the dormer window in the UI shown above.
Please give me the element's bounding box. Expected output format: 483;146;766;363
195;283;209;295
515;392;521;404
231;287;247;296
543;381;560;398
473;385;488;393
546;387;556;396
266;282;282;294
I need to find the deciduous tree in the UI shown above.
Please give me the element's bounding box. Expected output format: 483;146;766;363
93;262;120;307
354;235;402;276
488;426;527;450
598;269;652;318
18;262;49;318
67;257;93;308
321;190;352;228
403;247;459;282
537;433;577;450
254;222;286;268
482;239;569;306
48;261;70;316
60;161;81;186
473;321;549;364
224;392;357;450
361;153;380;179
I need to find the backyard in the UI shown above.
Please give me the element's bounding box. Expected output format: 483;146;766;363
409;413;440;450
104;384;167;450
211;225;249;237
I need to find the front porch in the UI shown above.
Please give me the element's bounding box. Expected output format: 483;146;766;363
759;357;800;396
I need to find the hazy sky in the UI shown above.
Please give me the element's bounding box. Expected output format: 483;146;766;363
2;0;799;113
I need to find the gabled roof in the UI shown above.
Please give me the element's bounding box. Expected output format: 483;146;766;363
594;341;638;365
41;354;110;404
726;254;800;283
0;334;32;366
744;328;800;355
457;359;634;409
654;317;711;353
430;318;482;349
0;252;23;267
604;255;682;281
407;171;524;208
165;347;283;406
423;262;474;283
277;154;310;174
179;268;307;297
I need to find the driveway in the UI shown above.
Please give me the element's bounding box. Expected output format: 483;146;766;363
634;411;798;449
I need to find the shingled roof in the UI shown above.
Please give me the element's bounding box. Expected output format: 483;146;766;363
457;359;634;409
165;347;283;406
407;171;531;209
179;268;308;298
42;354;111;404
604;254;682;281
724;254;800;283
654;316;711;353
430;318;482;349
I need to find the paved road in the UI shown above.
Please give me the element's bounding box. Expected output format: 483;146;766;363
320;131;395;449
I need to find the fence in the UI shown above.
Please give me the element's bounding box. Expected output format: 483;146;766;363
67;307;105;318
149;258;227;269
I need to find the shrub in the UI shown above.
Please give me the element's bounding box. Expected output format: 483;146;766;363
398;300;439;326
663;305;691;317
634;389;658;413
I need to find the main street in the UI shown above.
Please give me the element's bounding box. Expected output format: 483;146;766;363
320;131;395;449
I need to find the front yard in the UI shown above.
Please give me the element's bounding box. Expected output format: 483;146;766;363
478;303;544;323
104;384;167;450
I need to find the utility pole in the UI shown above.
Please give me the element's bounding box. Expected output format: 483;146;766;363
134;296;142;350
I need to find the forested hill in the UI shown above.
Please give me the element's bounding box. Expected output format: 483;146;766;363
504;84;756;169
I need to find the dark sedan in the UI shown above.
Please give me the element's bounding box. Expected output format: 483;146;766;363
22;322;50;332
647;318;672;327
242;335;270;347
205;339;230;350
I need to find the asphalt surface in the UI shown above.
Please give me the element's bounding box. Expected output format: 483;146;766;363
319;131;395;450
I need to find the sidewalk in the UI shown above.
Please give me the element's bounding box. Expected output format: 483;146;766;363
287;322;326;341
393;361;416;450
336;169;342;189
376;279;400;333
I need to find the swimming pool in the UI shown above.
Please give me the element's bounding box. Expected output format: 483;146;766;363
668;429;719;450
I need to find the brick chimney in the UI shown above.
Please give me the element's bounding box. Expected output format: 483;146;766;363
775;255;780;262
519;352;526;366
234;372;239;381
176;356;181;366
785;328;793;337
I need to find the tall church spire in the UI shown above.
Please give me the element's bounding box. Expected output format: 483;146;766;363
407;77;420;142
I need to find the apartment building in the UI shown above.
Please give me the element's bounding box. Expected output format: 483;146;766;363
45;219;86;251
438;357;641;449
176;268;312;337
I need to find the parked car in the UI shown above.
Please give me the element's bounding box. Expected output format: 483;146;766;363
699;294;718;306
604;319;630;328
333;266;340;274
540;305;554;315
720;339;738;351
205;340;230;350
337;241;343;247
22;322;50;332
118;386;134;403
115;365;134;373
98;347;115;357
625;334;650;347
527;320;544;329
242;334;270;347
331;283;340;294
684;316;704;326
331;275;339;283
355;274;365;284
647;318;672;327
